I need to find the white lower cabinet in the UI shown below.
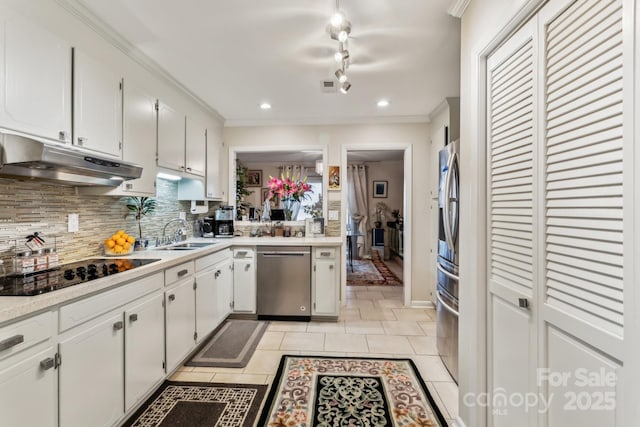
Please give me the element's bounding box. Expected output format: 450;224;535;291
0;344;57;427
59;311;124;427
124;293;165;411
215;257;233;323
312;247;339;316
165;278;196;373
233;248;256;313
0;312;57;427
58;273;164;427
195;266;218;343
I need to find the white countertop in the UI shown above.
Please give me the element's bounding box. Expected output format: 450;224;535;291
0;236;343;325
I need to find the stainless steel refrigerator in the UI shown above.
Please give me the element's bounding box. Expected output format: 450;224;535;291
436;140;459;383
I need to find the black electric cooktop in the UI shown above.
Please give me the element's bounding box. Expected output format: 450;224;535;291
0;258;160;297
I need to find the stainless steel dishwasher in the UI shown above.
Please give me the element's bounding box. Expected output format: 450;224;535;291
257;246;311;320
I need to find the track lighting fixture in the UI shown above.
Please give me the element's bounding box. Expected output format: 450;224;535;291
328;0;353;92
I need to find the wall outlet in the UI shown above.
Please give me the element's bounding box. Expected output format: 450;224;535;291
328;210;339;221
179;211;187;221
68;213;79;233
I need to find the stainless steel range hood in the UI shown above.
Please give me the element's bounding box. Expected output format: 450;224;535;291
0;133;143;186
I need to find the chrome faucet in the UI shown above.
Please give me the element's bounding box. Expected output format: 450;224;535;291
162;218;189;244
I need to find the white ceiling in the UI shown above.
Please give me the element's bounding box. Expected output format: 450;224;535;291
75;0;461;126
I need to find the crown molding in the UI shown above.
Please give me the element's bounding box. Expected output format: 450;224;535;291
448;0;471;18
54;0;225;123
224;114;430;128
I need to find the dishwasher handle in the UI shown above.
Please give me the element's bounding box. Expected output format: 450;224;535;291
260;252;309;257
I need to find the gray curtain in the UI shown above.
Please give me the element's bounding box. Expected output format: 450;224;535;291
347;164;369;257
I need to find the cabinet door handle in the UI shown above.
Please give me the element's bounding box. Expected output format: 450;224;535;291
40;357;55;370
177;269;189;277
113;321;124;331
237;251;247;256
518;298;530;309
58;131;69;141
245;263;251;271
129;313;138;322
320;251;331;257
0;334;24;352
76;136;87;146
329;264;334;270
186;167;192;171
168;294;176;302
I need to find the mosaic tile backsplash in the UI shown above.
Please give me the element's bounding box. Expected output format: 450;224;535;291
0;178;214;274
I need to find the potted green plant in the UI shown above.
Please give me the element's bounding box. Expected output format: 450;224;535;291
126;196;157;250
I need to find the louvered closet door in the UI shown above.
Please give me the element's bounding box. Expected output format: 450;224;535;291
539;0;622;425
486;17;539;427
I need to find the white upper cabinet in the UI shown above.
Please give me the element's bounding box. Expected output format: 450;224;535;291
120;82;157;195
185;116;206;177
73;49;123;158
206;123;224;200
157;100;186;173
0;13;71;143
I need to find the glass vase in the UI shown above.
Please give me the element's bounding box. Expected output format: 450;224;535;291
281;198;301;221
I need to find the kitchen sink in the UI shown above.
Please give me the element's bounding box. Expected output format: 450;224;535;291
157;242;218;251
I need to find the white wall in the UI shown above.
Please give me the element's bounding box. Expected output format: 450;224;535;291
458;1;538;426
224;123;432;303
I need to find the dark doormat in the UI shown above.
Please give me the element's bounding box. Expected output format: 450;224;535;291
122;381;267;427
186;319;269;368
259;355;447;426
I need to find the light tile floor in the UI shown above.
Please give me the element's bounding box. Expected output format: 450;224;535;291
170;285;459;426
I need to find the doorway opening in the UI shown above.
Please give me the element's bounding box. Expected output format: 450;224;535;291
344;149;406;293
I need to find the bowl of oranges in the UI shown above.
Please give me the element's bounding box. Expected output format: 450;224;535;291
104;230;136;256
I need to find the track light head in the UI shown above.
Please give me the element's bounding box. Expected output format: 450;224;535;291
335;69;348;83
340;81;351;94
334;45;350;62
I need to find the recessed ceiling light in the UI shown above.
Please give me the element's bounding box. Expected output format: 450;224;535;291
377;99;390;107
259;102;272;110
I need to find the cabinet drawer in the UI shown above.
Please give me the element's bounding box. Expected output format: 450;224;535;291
165;261;194;284
0;311;53;361
314;247;337;259
233;247;254;259
196;249;231;271
59;272;163;332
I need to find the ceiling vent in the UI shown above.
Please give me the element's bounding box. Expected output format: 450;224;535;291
321;80;337;93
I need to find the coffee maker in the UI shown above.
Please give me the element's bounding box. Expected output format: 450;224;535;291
213;206;234;238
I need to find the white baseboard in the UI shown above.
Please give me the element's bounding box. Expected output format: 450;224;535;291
410;299;436;309
451;416;467;427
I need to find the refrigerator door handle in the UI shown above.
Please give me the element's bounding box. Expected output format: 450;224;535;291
437;262;459;281
442;152;456;252
437;290;459;317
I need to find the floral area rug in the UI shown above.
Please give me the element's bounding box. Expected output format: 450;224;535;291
347;250;402;286
121;381;267;427
258;355;447;427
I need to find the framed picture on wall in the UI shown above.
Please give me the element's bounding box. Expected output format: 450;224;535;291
328;166;340;190
247;170;262;187
373;180;388;198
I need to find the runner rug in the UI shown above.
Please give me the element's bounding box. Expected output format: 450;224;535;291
122;381;267;427
258;355;447;426
185;319;269;368
347;250;402;286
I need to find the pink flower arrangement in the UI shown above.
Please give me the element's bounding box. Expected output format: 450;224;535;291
266;172;313;202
